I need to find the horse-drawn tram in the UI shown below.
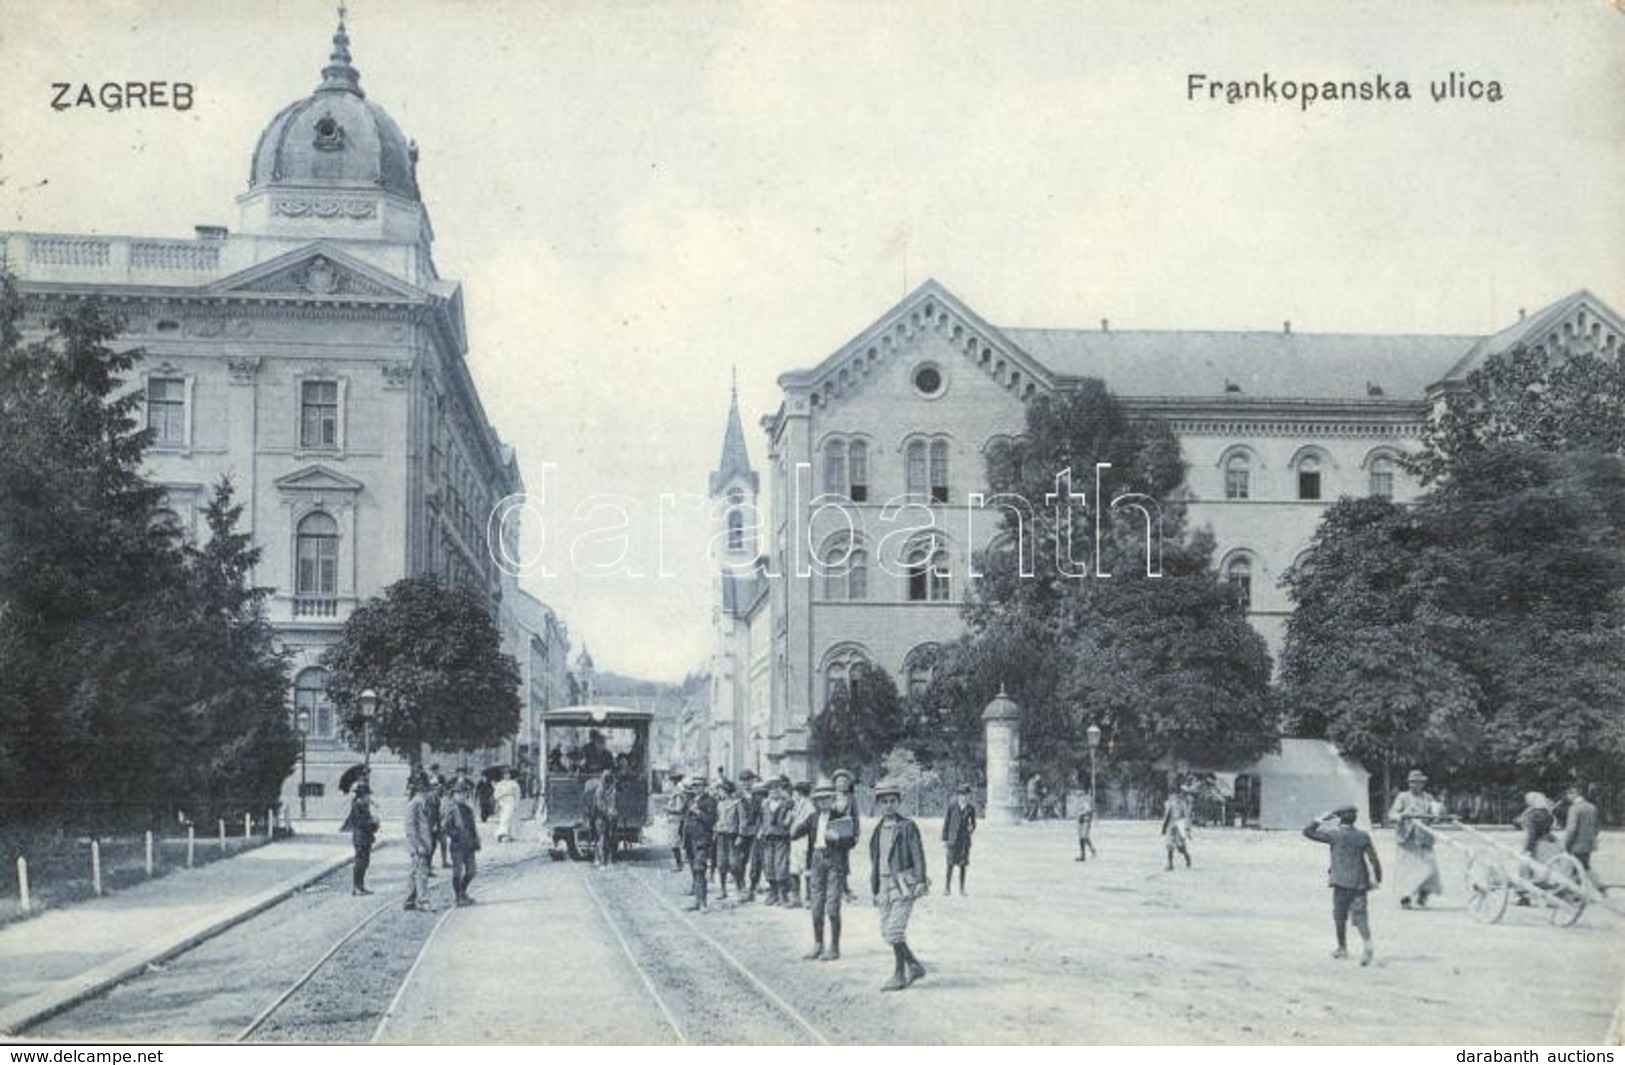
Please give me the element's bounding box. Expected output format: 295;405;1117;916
540;704;653;859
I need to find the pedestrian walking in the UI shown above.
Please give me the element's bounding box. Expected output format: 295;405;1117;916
714;780;741;901
683;777;718;912
1303;806;1382;965
443;778;482;905
493;767;521;842
941;783;977;895
870;779;930;991
794;776;858;961
1561;784;1607;895
475;775;495;823
402;773;436;912
1387;769;1443;908
342;782;380;895
1025;773;1043;821
786;780;815;908
665;772;689;872
1161;781;1194;871
1075;792;1098;862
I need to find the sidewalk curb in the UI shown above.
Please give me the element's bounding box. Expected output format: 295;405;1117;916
0;845;365;1037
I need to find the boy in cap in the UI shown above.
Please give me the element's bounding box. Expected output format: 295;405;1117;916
762;776;796;905
742;775;768;901
682;776;718;912
870;779;930;990
793;776;859;960
714;779;741;901
665;772;690;873
1303;805;1382;965
941;783;978;895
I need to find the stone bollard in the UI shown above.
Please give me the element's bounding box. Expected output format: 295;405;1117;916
982;686;1024;825
17;857;30;913
243;813;252;839
91;840;102;896
218;820;226;853
187;825;196;868
145;830;154;877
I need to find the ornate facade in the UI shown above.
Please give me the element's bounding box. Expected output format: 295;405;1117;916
1;17;553;815
711;279;1624;780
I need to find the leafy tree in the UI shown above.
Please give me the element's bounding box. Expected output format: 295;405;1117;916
811;665;904;781
322;576;522;765
1410;342;1625;485
935;383;1277;787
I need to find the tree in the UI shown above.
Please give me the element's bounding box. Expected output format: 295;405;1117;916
1410;342;1625;485
322;576;522;764
935;383;1277;787
810;666;904;781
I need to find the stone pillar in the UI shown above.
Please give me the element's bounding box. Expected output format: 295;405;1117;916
981;687;1023;825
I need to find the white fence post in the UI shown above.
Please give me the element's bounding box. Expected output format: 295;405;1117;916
218;819;226;853
187;825;195;868
91;840;102;896
145;830;154;877
266;808;274;839
17;857;29;913
243;813;251;839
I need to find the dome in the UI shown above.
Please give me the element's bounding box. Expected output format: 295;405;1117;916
248;17;420;201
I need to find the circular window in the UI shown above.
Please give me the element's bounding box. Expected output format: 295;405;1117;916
913;364;944;396
315;117;337;138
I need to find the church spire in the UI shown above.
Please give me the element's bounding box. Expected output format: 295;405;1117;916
318;2;364;96
710;380;758;496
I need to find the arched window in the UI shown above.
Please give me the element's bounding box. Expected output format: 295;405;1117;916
726;488;746;551
822;647;870;710
905;535;951;602
293;666;335;739
1224;453;1251;500
1225;555;1253;613
848;440;869;502
906;440;928;497
1297;455;1322;501
819;535;868;601
906;438;950;502
295;512;339;599
1369;455;1395;499
929;440;950;503
903;644;941;702
823;439;848;496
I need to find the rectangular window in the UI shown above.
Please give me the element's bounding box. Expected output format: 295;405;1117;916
929;441;950;503
1298;471;1321;501
906;445;927;496
1225;469;1249;500
300;380;339;449
1370;471;1393;499
147;377;187;446
849;444;869;503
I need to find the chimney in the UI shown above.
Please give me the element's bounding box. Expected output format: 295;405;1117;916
1283;320;1292;335
195;225;227;242
1100;318;1109;333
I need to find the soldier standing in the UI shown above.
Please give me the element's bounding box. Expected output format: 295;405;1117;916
443;778;482;906
402;773;436;912
682;777;718;912
870;778;930;990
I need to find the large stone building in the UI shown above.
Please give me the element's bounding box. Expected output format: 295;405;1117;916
1;17;560;815
709;279;1624;780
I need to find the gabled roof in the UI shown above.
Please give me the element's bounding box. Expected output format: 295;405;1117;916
209;241;427;301
1435;289;1625;384
274;464;365;493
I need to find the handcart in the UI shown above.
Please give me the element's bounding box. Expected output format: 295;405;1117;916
1416;818;1590;926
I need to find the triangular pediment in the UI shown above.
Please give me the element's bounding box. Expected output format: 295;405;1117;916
274;464;365;494
778;279;1056;408
1437;289;1625;384
210;242;426;301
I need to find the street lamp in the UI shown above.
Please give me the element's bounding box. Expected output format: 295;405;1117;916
359;689;378;769
1086;723;1102;816
296;709;311;820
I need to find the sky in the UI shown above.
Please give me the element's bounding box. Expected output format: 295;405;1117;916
1;0;1621;681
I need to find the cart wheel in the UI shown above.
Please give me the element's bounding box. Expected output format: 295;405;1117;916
1464;853;1511;924
1543;854;1588;927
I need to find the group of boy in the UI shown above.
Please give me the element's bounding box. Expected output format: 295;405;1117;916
401;767;483;911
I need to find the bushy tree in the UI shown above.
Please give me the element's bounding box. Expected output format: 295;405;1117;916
323;576;522;765
935;382;1277;787
811;665;904;781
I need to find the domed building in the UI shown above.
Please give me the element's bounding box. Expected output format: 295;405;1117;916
0;15;569;817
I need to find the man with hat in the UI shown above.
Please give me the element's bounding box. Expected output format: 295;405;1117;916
793;776;858;960
941;782;978;896
713;779;742;901
665;772;690;873
741;774;768;901
870;778;930;990
761;775;796;905
1561;784;1606;895
1513;791;1557;906
1303;805;1382;965
402;771;437;912
341;781;381;896
442;776;482;906
681;775;718;912
1386;769;1443;908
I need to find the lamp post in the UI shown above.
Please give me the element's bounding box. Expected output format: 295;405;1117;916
1086;723;1102;816
359;689;377;769
296;709;311;820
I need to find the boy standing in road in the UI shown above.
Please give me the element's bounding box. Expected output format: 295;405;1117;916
870;779;930;991
1303;805;1382;965
941;783;977;895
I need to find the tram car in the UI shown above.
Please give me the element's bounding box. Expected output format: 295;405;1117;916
540;704;653;859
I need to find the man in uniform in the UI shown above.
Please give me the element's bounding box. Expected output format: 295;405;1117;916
1303;805;1382;965
443;778;482;906
682;776;717;912
941;783;977;895
795;776;858;961
870;778;930;990
402;772;436;912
